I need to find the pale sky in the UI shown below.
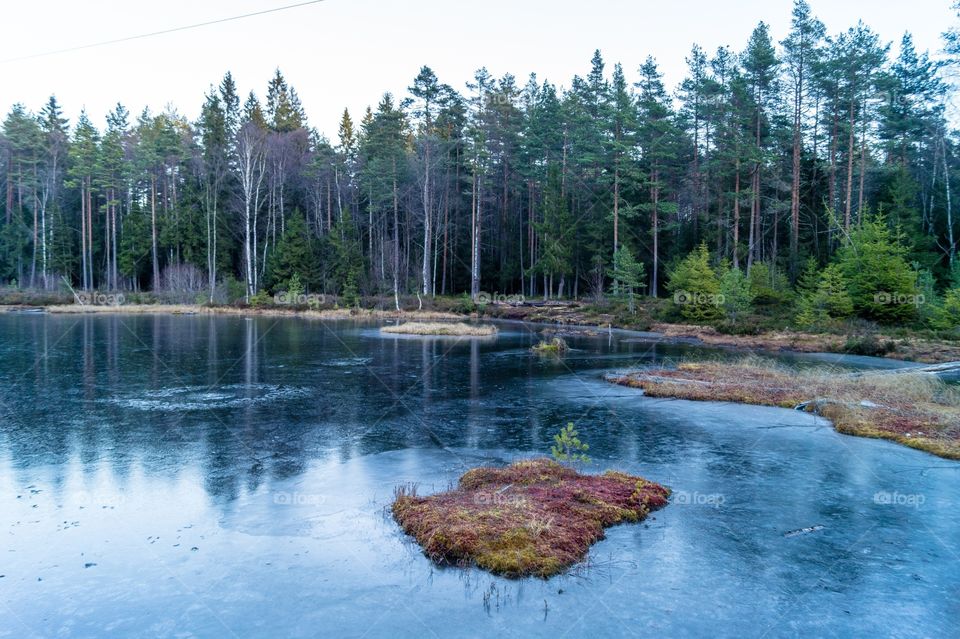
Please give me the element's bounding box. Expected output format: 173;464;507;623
1;0;956;137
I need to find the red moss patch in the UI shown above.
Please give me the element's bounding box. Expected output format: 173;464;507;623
392;459;669;578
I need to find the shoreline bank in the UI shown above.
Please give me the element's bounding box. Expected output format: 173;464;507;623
3;301;958;364
608;360;960;460
0;303;462;322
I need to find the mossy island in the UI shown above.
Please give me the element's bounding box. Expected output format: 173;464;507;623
392;459;669;578
381;321;498;337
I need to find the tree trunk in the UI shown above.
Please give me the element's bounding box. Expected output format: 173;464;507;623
393;163;400;311
80;181;87;290
651;169;660;297
441;154;451;295
30;167;37;288
470;169;482;300
748;168;758;272
151;174;159;290
943;136;956;267
421;142;432;297
857;102;867;225
613;159;620;253
790;71;802;279
829;108;838;231
733;161;741;270
844;99;856;233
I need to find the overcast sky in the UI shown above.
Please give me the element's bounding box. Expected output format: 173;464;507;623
1;0;955;137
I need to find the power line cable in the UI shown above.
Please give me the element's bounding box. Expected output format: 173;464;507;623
0;0;328;64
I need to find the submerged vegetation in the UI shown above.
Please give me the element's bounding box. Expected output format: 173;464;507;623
381;322;497;336
392;459;669;578
531;336;570;355
609;358;960;459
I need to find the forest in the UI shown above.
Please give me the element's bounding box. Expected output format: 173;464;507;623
2;0;960;331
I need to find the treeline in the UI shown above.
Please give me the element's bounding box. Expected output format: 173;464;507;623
1;0;959;312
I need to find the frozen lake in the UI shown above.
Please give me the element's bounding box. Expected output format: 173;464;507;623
0;313;957;637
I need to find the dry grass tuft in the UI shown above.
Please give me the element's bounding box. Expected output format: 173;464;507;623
392;458;669;578
381;321;497;336
531;337;570;355
609;357;960;459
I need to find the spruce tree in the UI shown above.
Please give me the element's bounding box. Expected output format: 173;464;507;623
608;245;645;314
668;243;723;322
719;265;754;324
836;215;919;322
266;211;318;292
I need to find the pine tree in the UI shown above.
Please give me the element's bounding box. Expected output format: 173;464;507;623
833;24;888;231
781;0;825;277
742;22;779;271
533;164;572;297
1;105;43;285
68;111;99;290
609;63;637;257
878;34;944;167
360;93;409;306
408;66;445;298
36;96;69;289
97;104;130;291
198;91;229;300
636;56;680;297
679;44;711;244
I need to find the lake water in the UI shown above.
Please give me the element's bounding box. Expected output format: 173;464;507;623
0;314;957;638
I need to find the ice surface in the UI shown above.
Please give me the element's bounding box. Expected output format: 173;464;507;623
0;314;956;638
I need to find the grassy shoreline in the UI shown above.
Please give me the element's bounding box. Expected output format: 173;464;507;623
480;302;960;365
0;303;461;322
608;359;960;460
